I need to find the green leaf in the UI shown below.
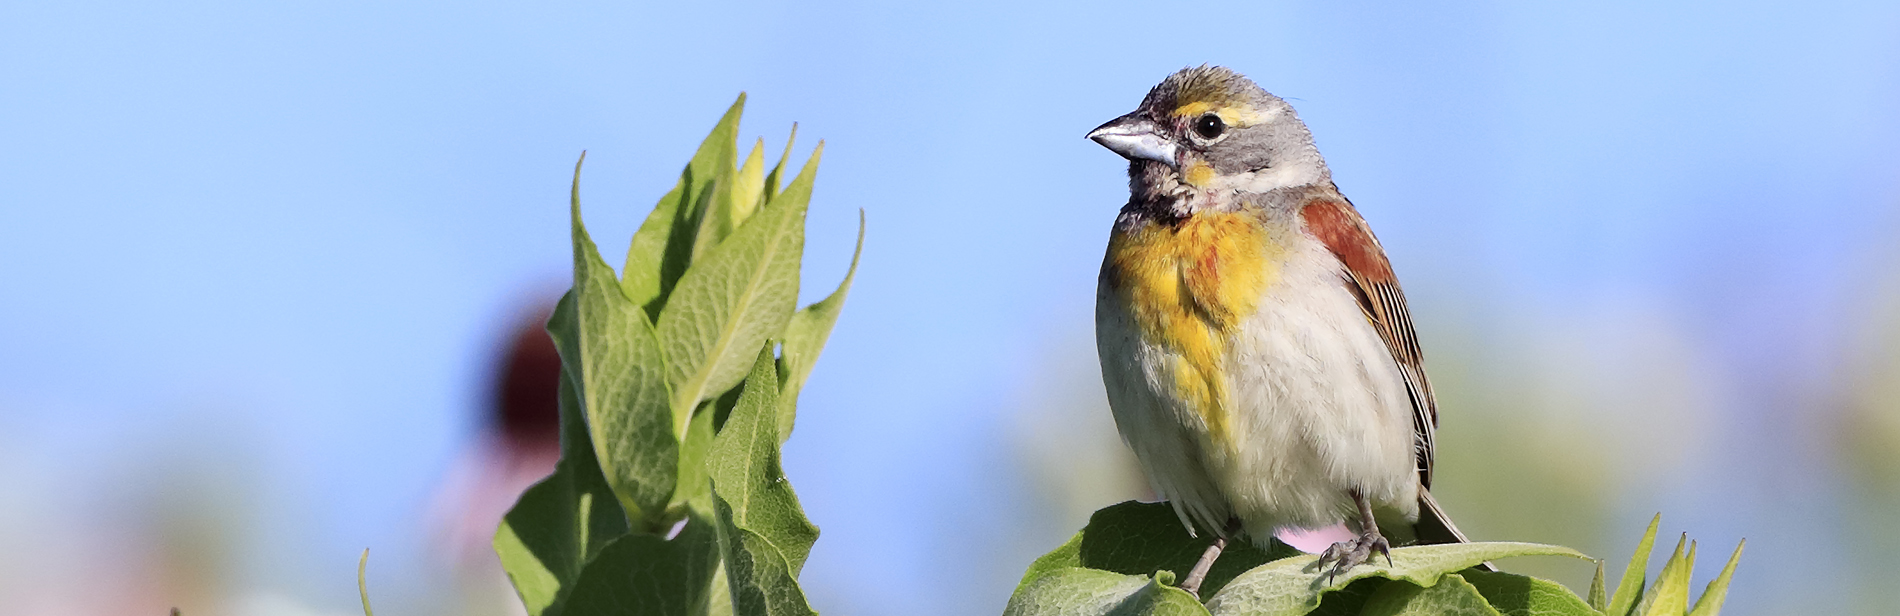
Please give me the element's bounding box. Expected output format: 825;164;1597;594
495;502;561;614
501;99;858;616
709;346;820;572
695;138;768;258
1068;501;1298;598
657;144;821;424
733;139;767;225
494;365;632;616
1018;531;1086;588
559;513;722;616
1302;578;1386;616
1012;506;1741;616
776;209;863;441
711;347;821;616
1203;542;1588;616
668;399;720;515
716;499;818;616
1638;536;1692;616
1358;575;1502;616
1607;514;1662;616
1687;540;1743;616
1588;560;1607;611
1006;501;1298;615
1003;569;1210;616
623;95;746;319
549;155;682;527
1459;569;1600;616
707;562;735;616
359;549;374;616
764;124;797;197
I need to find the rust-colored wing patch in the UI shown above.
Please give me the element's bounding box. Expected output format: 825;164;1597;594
1299;195;1440;488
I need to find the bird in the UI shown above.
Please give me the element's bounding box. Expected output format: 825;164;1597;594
1088;65;1472;595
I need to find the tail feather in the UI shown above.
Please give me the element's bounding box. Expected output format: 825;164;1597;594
1414;488;1470;544
1415;488;1497;571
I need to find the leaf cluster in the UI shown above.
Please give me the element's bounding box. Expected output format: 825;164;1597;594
492;95;861;616
1006;503;1742;616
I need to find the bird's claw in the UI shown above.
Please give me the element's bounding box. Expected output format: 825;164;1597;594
1315;532;1391;583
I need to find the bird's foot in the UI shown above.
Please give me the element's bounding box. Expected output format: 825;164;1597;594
1314;531;1391;583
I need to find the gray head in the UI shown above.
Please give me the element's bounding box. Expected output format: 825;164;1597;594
1088;66;1328;197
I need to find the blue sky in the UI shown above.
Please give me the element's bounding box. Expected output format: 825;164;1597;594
3;1;1899;615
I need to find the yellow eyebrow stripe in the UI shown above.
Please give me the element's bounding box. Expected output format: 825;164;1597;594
1175;101;1216;118
1170;101;1264;127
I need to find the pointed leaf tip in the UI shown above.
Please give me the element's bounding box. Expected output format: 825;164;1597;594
359;548;374;616
1638;534;1691;616
1607;514;1663;616
734;138;767;221
710;347;820;616
690;134;767;260
766;123;800;197
569;151;586;218
554;172;684;527
775;209;863;440
791;141;824;186
1589;559;1608;611
1688;540;1744;616
620;98;748;317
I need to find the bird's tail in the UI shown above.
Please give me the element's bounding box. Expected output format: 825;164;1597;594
1414;488;1471;544
1415;488;1497;570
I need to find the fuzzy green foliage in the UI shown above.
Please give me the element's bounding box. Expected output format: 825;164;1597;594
493;95;861;616
1006;503;1742;616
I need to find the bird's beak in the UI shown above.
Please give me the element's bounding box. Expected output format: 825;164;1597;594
1088;114;1178;168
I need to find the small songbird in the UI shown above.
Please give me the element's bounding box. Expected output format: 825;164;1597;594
1089;66;1472;594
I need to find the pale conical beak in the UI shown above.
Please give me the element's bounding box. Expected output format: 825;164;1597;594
1088;114;1177;168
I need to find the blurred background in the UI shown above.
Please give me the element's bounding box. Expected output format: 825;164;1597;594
3;1;1899;615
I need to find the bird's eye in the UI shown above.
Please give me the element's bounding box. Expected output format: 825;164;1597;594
1193;114;1225;140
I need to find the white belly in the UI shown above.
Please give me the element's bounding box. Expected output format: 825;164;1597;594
1096;232;1418;544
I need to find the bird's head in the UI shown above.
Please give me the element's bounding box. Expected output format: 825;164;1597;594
1089;66;1328;198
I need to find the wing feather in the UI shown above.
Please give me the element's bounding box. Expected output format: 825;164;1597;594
1298;192;1439;489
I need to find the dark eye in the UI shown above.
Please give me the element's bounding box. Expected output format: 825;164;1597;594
1193;114;1225;140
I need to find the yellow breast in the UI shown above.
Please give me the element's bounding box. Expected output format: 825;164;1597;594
1104;211;1281;447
